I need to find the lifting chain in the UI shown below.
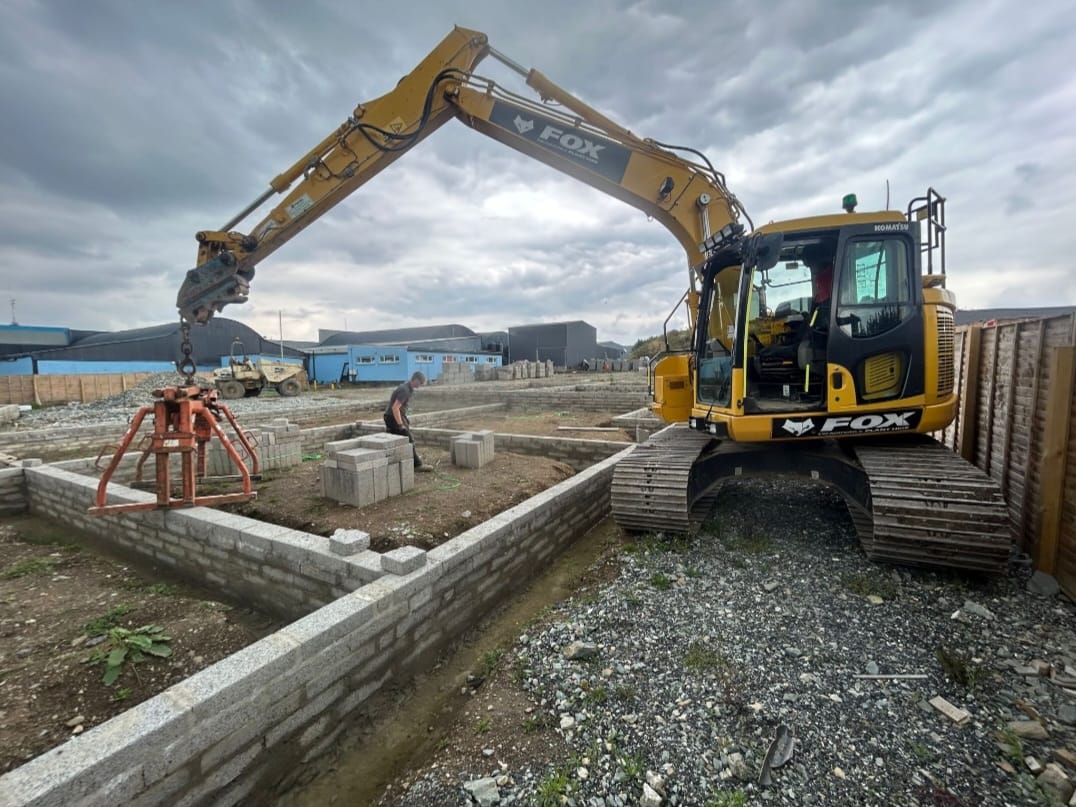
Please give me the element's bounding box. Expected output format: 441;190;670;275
178;318;197;385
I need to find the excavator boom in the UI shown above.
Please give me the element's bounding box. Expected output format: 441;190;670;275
176;26;747;326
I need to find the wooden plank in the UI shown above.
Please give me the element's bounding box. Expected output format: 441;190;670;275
1037;345;1075;573
957;325;981;464
1000;324;1019;498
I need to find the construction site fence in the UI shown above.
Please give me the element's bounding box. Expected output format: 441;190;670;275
0;372;157;407
940;312;1076;598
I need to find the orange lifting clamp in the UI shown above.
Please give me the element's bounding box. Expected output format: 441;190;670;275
89;385;259;516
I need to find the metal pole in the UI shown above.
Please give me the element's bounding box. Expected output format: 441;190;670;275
279;311;284;360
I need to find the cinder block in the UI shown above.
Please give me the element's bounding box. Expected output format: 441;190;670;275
381;546;426;575
357;433;410;452
335;449;388;472
320;466;361;507
400;460;414;492
387;463;402;497
324;438;364;456
451;438;485;469
372;464;389;502
356;468;375;505
329;529;370;555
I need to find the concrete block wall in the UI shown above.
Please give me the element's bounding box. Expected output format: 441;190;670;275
206;422;303;477
0;443;631;807
359;425;626;471
0;467;27;515
23;467;385;620
0;398;369;460
415;385;648;414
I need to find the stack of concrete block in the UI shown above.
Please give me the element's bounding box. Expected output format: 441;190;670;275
320;432;414;507
450;429;494;469
439;362;475;385
258;418;303;470
205;418;302;476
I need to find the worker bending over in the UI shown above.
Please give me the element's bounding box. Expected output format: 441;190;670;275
383;371;432;472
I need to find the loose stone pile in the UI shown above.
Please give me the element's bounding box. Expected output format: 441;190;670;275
390;480;1076;806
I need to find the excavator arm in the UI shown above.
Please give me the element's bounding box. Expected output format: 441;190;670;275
177;25;748;326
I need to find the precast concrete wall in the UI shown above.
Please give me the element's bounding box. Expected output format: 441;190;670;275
0;444;631;807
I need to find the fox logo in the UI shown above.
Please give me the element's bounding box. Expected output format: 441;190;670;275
782;418;815;437
774;410;921;438
513;115;534;135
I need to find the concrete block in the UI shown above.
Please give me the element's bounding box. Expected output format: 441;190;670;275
320;465;360;507
453;438;483;469
324;438;364;456
334;448;388;472
382;546;427;575
330;529;370;556
372;464;389;502
357;433;409;452
20;458;43;467
356;467;375;506
400;460;414;492
387;463;402;497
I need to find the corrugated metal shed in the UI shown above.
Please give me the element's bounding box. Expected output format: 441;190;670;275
318;324;476;347
508;320;597;367
19;318;305;365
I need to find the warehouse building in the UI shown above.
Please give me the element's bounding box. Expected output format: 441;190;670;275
307;324;501;385
0;318;303;376
507;321;597;368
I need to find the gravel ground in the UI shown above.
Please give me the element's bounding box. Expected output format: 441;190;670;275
4;372;365;430
394;480;1076;807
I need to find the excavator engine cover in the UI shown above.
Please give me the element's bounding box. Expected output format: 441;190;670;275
651;354;693;424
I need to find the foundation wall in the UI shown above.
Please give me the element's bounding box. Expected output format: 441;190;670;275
0;446;630;807
0;467;28;515
24;468;384;620
355;424;627;471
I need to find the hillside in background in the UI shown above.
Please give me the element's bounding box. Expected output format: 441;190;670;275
629;329;690;358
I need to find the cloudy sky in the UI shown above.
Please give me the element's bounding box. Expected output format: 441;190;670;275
1;0;1073;348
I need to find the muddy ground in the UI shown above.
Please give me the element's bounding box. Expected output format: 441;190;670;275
0;516;279;773
224;411;626;551
227;447;577;552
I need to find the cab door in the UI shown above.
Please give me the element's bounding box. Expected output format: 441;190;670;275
825;224;925;404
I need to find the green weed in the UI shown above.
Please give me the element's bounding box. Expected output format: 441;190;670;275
683;640;729;673
83;604;133;637
936;646;988;691
650;572;672;591
86;625;172;686
533;765;572;807
841;573;897;600
708;792;747;807
1;557;56;578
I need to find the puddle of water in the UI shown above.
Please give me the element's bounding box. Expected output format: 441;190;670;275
279;517;621;807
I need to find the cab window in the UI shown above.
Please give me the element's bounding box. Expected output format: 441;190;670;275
836;238;913;338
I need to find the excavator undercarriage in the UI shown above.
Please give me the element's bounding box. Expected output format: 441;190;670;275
611;426;1011;574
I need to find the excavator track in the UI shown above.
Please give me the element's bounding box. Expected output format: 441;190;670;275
610;425;715;534
850;440;1011;573
611;429;1012;574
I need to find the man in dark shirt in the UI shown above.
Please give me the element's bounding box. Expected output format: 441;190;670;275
383;371;431;471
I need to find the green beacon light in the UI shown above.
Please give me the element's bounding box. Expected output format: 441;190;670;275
842;193;858;213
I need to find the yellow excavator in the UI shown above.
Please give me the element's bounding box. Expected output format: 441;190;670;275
176;26;1010;573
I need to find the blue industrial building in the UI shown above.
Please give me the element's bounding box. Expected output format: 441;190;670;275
307;343;501;385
